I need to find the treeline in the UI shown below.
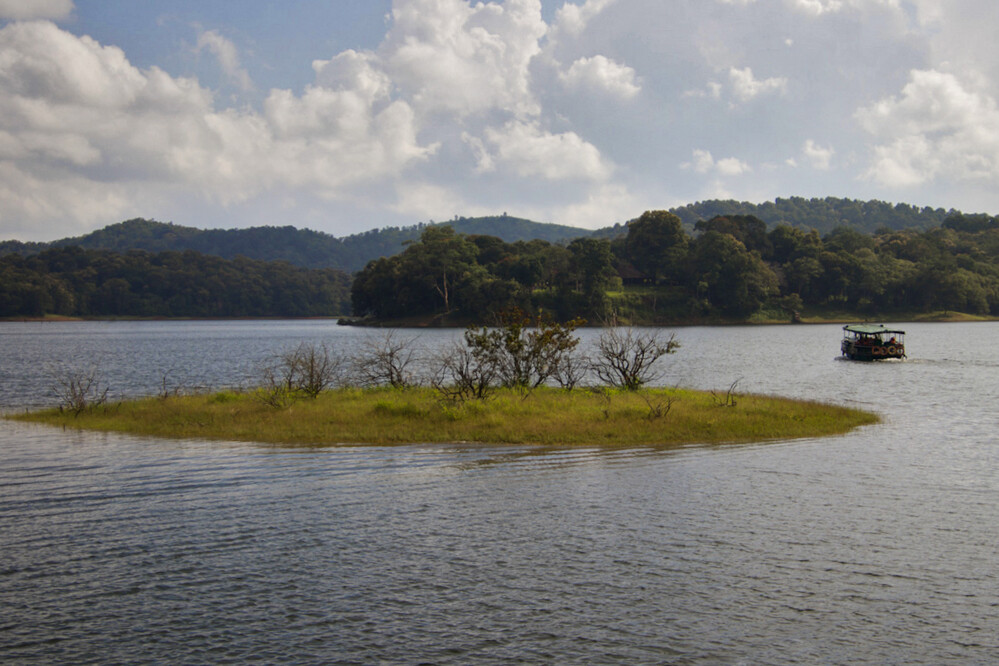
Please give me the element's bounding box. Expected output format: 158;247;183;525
590;197;960;240
352;211;999;323
0;246;351;318
670;197;957;235
1;199;970;277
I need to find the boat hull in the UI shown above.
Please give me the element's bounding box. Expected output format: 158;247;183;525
841;341;905;361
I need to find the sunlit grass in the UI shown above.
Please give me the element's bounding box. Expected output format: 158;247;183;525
11;385;879;448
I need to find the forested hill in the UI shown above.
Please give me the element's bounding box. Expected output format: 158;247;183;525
0;198;980;272
668;197;960;235
0;246;351;318
0;215;590;273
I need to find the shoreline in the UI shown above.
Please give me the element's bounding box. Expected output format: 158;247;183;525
2;308;994;326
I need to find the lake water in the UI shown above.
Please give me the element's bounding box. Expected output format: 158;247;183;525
2;320;998;664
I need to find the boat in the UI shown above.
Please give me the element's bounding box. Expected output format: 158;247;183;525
841;324;905;361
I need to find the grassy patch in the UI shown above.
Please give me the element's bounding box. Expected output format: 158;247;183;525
10;386;879;448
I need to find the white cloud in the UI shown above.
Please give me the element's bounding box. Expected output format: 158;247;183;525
390;181;475;220
684;149;751;176
716;156;752;176
728;66;787;102
788;0;844;15
195;29;253;92
381;0;546;118
0;19;437;231
552;0;618;38
312;49;391;100
547;182;638;229
689;149;716;174
0;0;73;21
856;69;999;187
10;0;999;239
482;119;612;180
461;131;495;173
560;55;640;99
786;0;901;16
682;81;723;99
803;139;834;169
0;161;134;236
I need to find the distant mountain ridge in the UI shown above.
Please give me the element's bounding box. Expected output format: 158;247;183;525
0;198;973;272
0;215;592;273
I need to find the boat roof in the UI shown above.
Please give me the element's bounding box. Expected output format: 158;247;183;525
843;324;905;334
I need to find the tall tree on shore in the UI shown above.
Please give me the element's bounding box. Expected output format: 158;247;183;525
624;210;689;283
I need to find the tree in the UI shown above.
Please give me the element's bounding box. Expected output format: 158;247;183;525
624;210;689;283
567;237;617;318
463;308;584;393
690;231;778;316
400;226;479;315
695;215;771;257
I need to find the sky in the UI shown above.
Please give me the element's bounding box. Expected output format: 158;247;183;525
1;0;998;241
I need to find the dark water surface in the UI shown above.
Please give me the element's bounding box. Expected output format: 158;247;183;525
2;320;998;663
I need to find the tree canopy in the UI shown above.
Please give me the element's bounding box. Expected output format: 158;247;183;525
0;246;351;318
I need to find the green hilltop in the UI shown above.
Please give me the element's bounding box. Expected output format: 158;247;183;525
0;214;590;273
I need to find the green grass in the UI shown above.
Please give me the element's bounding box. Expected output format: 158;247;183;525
9;386;879;448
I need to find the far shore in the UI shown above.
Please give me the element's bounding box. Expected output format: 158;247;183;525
4;308;993;328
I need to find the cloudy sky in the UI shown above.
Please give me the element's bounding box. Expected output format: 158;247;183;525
1;0;997;241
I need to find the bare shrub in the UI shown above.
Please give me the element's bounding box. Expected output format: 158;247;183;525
285;342;347;398
157;369;187;400
591;328;680;390
54;363;110;416
257;341;346;406
711;378;741;407
642;392;679;420
552;350;589;390
354;331;421;388
429;340;497;404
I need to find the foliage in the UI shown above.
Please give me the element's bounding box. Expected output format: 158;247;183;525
669;196;957;235
624;210;688;283
462;308;585;393
351;227;615;321
0;246;350;318
9;198;999;323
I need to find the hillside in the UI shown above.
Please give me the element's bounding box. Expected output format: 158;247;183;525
0;198;980;272
0;215;591;273
667;197;961;235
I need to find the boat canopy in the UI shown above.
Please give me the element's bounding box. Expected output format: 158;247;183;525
843;324;905;335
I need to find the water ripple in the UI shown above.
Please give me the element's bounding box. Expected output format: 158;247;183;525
3;321;999;663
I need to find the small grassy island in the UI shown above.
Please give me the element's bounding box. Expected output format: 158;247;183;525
11;386;877;448
10;316;878;448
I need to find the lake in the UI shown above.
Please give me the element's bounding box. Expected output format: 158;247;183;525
2;320;998;663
